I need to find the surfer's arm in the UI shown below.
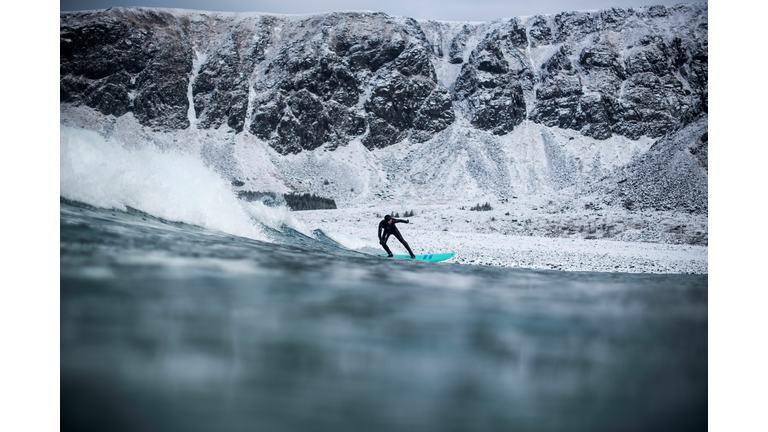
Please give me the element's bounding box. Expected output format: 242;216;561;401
393;218;409;224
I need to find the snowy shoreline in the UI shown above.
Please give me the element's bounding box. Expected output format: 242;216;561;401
292;203;708;275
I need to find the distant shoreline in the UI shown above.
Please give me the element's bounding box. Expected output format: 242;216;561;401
294;204;708;274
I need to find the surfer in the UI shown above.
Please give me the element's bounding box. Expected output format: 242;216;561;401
378;215;416;259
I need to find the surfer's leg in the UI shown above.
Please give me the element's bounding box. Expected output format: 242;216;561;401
381;233;393;257
395;233;415;258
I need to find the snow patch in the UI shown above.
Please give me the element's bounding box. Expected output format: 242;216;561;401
187;51;207;129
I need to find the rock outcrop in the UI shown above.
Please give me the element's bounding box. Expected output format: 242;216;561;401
61;9;456;154
60;10;195;130
61;4;707;152
452;20;532;135
449;5;708;140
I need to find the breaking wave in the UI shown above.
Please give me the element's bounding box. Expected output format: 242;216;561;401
60;124;310;242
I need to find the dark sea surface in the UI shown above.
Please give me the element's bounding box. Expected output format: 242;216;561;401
60;198;707;432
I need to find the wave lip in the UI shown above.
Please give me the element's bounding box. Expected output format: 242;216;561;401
60;124;269;241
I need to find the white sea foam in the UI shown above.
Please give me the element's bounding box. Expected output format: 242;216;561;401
60;124;278;241
322;230;377;250
241;200;312;237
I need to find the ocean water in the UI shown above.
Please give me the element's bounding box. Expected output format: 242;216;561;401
60;199;707;432
60;125;707;431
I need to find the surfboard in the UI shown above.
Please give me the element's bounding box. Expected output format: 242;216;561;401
380;253;455;262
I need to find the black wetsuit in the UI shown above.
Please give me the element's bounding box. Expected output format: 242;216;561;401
378;218;415;258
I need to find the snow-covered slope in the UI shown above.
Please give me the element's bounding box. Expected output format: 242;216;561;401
60;4;707;213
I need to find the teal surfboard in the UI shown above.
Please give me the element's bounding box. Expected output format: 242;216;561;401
380;253;455;262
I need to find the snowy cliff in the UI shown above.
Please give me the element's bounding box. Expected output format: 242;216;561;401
60;4;707;212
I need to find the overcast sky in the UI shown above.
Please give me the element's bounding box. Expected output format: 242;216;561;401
60;0;707;22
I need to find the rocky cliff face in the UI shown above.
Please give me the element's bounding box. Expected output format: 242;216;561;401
61;9;456;154
60;10;195;130
60;4;708;213
448;6;707;141
61;4;706;152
